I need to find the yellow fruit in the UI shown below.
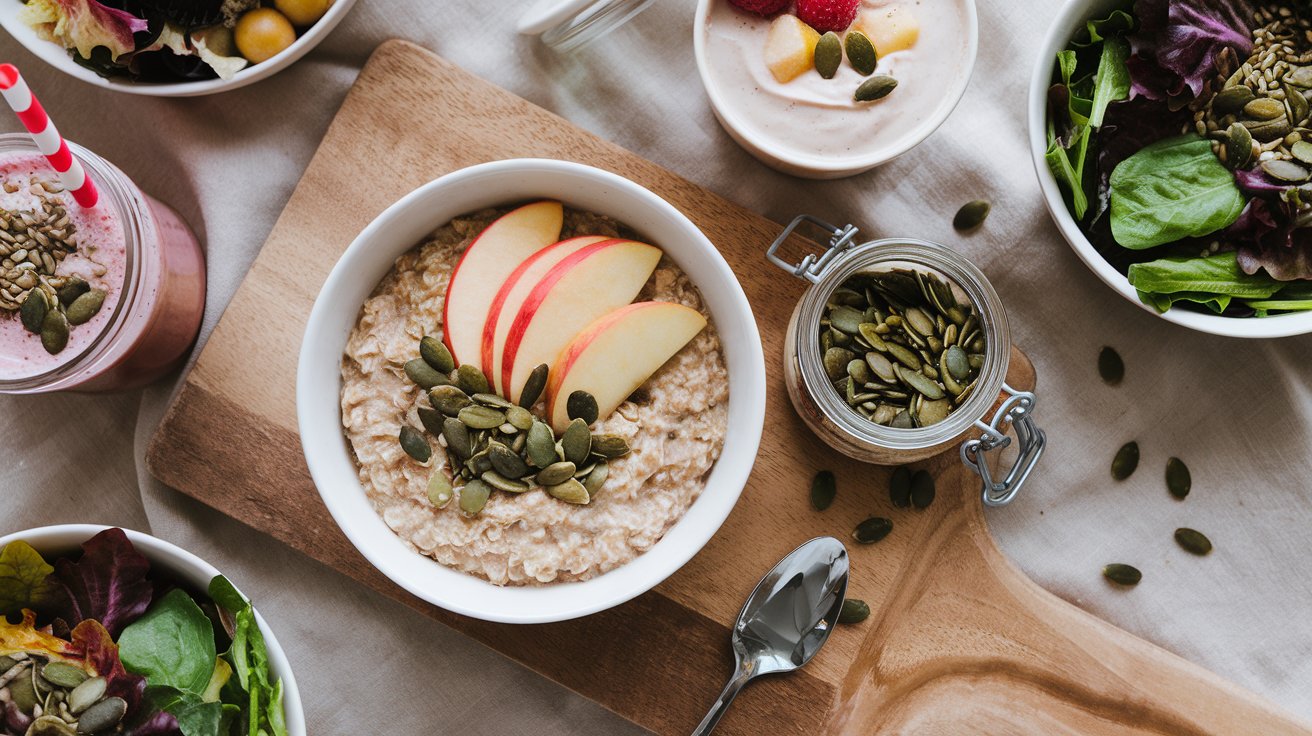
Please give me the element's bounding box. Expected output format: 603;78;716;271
234;8;297;64
855;5;920;56
274;0;332;27
764;14;821;84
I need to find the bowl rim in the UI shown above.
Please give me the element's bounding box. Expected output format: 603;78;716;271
1027;0;1312;338
0;523;306;736
296;158;766;624
0;0;357;98
691;0;980;177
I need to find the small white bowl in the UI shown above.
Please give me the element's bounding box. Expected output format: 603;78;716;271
693;0;979;178
297;159;767;624
0;0;356;97
1029;0;1312;338
0;524;305;735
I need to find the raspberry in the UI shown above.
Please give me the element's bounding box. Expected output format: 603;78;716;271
727;0;791;16
795;0;858;32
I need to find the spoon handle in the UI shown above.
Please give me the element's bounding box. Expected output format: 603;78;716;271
691;665;753;736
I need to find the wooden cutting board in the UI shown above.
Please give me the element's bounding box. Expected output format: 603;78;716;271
146;40;1311;735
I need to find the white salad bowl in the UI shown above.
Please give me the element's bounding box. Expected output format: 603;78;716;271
297;159;767;624
0;0;356;97
0;524;306;735
1029;0;1312;338
693;0;980;178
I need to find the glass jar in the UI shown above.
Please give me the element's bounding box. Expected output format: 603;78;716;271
0;135;206;393
770;215;1045;506
517;0;657;52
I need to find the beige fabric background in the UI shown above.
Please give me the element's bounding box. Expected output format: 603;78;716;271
3;0;1311;732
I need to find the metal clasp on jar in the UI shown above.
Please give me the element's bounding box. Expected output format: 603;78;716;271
767;214;1046;507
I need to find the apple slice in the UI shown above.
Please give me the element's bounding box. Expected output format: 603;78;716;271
441;200;564;371
500;240;662;405
480;235;618;396
546;302;707;433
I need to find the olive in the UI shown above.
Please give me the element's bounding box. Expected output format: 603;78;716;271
274;0;332;26
234;8;297;64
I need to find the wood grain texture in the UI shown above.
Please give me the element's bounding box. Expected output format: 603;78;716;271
146;41;1312;735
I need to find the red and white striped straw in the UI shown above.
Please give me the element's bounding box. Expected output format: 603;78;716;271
0;63;97;208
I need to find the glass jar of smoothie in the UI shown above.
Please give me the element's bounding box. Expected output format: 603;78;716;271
769;215;1045;506
0;134;205;393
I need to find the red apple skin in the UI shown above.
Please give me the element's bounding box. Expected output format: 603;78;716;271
440;200;563;367
478;236;619;393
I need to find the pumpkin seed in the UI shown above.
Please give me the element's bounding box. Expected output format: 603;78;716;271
889;409;914;428
1102;563;1141;586
506;405;534;431
459;405;505;430
430;385;472;416
582;461;609;496
824;347;856;379
20;289;48;334
10;669;38;710
1213;84;1256;114
1291;140;1312;165
561;418;591;464
427;472;453;507
473;392;513;409
883;342;920;371
547;478;590;505
399;425;431;463
414;407;443;437
864;351;896;382
442;417;472;459
482;470;531;493
76;696;127;734
838;598;870;623
1245;97;1286;120
811;470;836;511
1111;441;1139;481
858;323;888;351
1262;158;1310;182
1285;83;1309;126
952;200;990;231
910;470;935;509
488;441;529;478
57;276;89;307
1165;457;1191;499
852;517;893;544
1244;117;1291;141
887;466;912;507
1291;66;1312;88
405;359;446;390
40;308;68;355
942;345;969;381
41;662;87;688
537;461;577;486
29;716;77;736
591;434;630;458
846;358;871;385
454;364;489;395
64;289;104;325
845;30;877;75
419;336;455;373
1097;346;1124;385
458;479;491;515
829;306;864;334
854;75;897;102
518;363;549;407
526;421;557;467
815;31;842;79
1174;527;1212;556
567;390;599;425
917;398;950;425
68;676;106;714
894;363;945;400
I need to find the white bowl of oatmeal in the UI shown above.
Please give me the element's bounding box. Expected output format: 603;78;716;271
298;159;765;623
695;0;978;178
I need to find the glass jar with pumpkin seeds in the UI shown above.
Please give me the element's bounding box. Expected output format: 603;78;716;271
768;215;1046;506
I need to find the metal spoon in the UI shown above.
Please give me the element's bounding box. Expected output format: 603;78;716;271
692;537;850;735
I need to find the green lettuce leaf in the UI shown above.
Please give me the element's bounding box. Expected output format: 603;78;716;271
1111;136;1247;249
1128;251;1284;314
0;541;55;615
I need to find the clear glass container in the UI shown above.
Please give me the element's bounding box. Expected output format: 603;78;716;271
518;0;657;52
769;215;1045;506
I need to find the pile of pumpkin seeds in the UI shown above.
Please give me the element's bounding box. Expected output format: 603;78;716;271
0;652;128;735
396;336;628;516
0;182;106;355
809;29;897;102
819;268;985;429
1196;5;1312;178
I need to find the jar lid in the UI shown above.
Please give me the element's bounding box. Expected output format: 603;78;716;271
517;0;656;52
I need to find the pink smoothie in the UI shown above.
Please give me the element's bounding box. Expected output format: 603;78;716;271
0;153;127;380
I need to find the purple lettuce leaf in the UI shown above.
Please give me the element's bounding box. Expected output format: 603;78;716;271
49;528;153;639
1233;166;1295;195
73;619;147;715
1128;0;1258;99
1225;196;1312;280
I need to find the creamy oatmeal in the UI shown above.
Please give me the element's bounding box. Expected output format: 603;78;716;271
340;207;729;585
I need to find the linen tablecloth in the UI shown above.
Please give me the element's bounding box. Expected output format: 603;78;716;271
2;1;1310;732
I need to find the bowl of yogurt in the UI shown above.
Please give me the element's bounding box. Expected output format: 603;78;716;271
695;0;978;178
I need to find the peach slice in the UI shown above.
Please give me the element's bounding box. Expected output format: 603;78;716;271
546;301;707;433
441;201;564;370
500;240;662;405
479;235;618;395
855;5;920;56
765;14;821;84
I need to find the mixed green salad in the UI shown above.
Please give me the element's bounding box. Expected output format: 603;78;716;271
1046;0;1312;317
0;528;288;736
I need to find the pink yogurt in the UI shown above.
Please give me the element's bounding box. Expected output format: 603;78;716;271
0;136;205;392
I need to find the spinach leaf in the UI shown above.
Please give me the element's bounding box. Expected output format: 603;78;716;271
119;589;217;696
1111;136;1247;249
1127;252;1284;314
0;541;54;615
145;685;237;736
207;575;246;616
1139;290;1232;313
1089;37;1130;128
